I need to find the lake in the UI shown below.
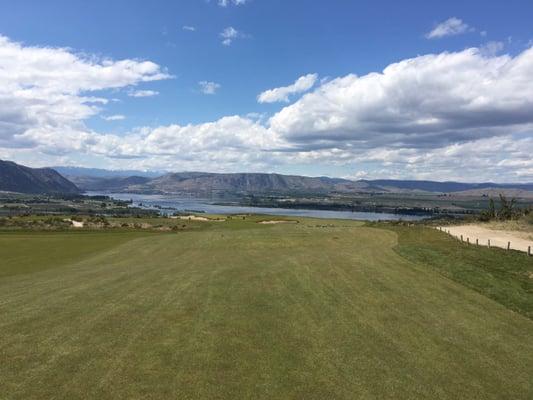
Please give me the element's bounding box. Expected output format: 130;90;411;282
88;192;428;221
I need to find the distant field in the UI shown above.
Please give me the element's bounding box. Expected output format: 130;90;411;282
1;217;532;399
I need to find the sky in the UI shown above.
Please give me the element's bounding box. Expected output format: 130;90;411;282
0;0;532;182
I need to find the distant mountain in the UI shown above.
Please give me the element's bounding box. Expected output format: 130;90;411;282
145;172;358;194
71;172;359;195
53;166;163;179
63;169;533;197
0;160;80;194
68;175;151;192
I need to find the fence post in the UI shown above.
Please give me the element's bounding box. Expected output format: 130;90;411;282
467;237;470;244
528;246;531;256
507;241;511;250
476;238;479;246
460;235;463;242
488;239;491;248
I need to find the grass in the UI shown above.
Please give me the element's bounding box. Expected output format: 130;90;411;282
0;230;148;278
386;224;533;319
1;217;533;399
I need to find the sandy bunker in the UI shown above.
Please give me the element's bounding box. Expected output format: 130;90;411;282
172;215;226;222
258;220;299;225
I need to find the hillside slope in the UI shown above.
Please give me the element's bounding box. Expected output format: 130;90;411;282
69;172;381;194
0;160;79;194
69;170;533;197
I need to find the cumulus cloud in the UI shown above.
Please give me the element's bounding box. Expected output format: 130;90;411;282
257;74;318;103
128;89;159;97
2;32;533;181
426;17;472;39
0;34;169;149
182;25;196;32
198;81;221;95
81;115;282;173
270;47;533;151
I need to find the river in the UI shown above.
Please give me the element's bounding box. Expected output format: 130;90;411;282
87;192;427;221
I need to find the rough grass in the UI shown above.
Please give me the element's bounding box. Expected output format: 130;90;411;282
387;225;533;319
1;218;533;399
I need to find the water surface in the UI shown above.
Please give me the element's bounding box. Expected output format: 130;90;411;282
88;192;427;221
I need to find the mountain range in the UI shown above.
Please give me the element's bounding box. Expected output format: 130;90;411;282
2;160;533;197
65;170;533;196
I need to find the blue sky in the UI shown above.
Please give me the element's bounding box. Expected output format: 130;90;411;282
0;0;532;181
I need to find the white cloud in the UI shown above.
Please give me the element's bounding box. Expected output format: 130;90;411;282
198;81;221;95
220;27;243;46
102;114;126;121
270;47;533;151
128;89;159;97
182;25;196;32
81;116;282;172
426;17;472;39
0;34;169;149
2;33;533;181
218;0;248;7
258;74;318;103
350;134;533;182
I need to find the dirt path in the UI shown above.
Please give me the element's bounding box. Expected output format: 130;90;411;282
438;225;533;254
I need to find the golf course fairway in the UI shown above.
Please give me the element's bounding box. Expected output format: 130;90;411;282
1;217;532;399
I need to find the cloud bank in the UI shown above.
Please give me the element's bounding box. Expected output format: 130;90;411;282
1;33;532;181
270;48;533;150
0;35;169;151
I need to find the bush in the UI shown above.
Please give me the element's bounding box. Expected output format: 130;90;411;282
478;194;530;222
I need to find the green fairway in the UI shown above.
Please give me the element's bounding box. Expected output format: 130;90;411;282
1;218;532;399
0;231;148;279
